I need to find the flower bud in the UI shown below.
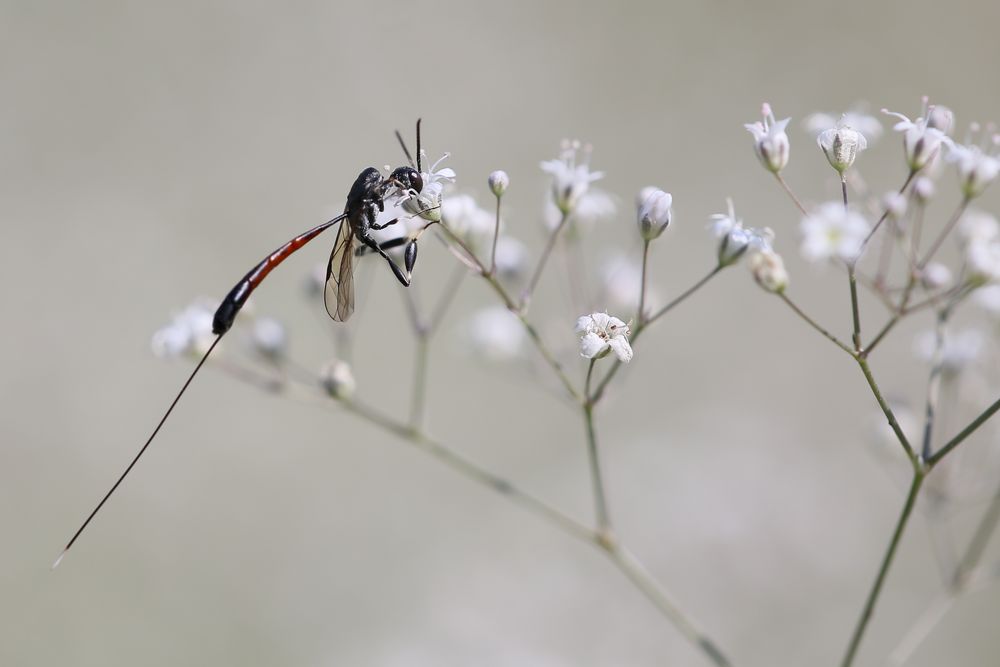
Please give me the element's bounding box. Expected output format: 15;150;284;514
488;170;509;197
883;192;908;220
745;103;791;174
913;177;935;204
748;249;789;293
818;124;867;174
252;317;287;359
920;263;952;290
636;188;673;241
320;360;356;400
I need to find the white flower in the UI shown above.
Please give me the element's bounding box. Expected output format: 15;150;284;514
151;299;218;359
748;248;789;293
251;316;287;359
883;101;950;171
600;252;653;313
467;306;526;361
441;193;494;250
920;263;952;290
817;120;868;173
493;236;529;280
967;237;1000;283
974;284;1000;316
543;189;616;232
636;188;673;240
709;198;772;266
882;191;908;220
800;202;871;263
958;210;1000;245
913;176;935;203
319;359;356;399
575;312;633;363
400;152;456;223
488;170;509;197
540;140;605;214
946;137;1000;199
914;328;984;375
745;103;791;173
805;106;883;144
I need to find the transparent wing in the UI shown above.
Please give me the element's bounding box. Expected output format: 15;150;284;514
324;221;356;322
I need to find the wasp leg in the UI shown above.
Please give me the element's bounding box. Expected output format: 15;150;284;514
370;216;401;231
354;235;409;257
358;232;411;287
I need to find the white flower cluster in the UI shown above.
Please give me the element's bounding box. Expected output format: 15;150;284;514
151;299;218;359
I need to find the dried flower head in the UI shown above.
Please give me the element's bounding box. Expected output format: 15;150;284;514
748;248;789;293
817;120;868;174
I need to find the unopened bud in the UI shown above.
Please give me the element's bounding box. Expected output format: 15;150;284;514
636;188;673;241
252;317;288;359
488;170;509;197
320;360;356;400
913;177;935;204
748;249;789;293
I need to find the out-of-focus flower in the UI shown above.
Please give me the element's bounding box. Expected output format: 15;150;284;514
636;188;673;241
883;192;908;220
441;193;494;251
488;170;509;197
540;140;605;215
805;106;883;144
800;202;871;263
967;237;1000;283
946;134;1000;199
319;359;356;399
745;103;791;173
708;198;772;266
467;306;526;361
817;120;868;174
920;263;952;290
151;299;218;359
958;209;1000;245
974;284;1000;316
575;312;633;363
400;152;456;223
883;100;951;171
913;177;936;203
304;262;328;298
914;328;984;375
493;236;529;280
251;317;287;359
748;248;789;293
600;252;653;313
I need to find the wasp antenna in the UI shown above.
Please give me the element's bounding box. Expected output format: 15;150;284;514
52;335;224;568
415;119;423;172
395;130;416;170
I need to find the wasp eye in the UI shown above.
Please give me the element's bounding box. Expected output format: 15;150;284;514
408;170;423;193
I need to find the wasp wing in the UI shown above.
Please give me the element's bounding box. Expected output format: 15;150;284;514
324;220;356;322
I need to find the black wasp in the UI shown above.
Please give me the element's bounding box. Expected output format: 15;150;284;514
54;120;436;568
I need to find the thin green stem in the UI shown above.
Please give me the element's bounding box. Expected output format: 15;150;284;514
637;239;651;326
522;208;570;309
848;266;863;352
856;357;918;463
841;471;925;667
489;193;502;275
603;541;733;667
583;360;611;533
777;292;856;357
919;311;949;461
774;172;808;216
928;394;1000;467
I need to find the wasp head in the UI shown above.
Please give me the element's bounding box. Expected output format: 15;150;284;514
389;166;423;195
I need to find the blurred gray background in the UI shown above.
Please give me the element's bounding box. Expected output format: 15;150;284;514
3;1;999;665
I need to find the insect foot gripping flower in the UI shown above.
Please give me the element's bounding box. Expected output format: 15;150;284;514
748;248;789;293
745;103;791;174
400;152;456;223
883;100;951;172
540;140;605;215
576;312;633;363
319;359;356;400
946;130;1000;199
636;188;673;241
817;120;868;175
800;202;871;264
